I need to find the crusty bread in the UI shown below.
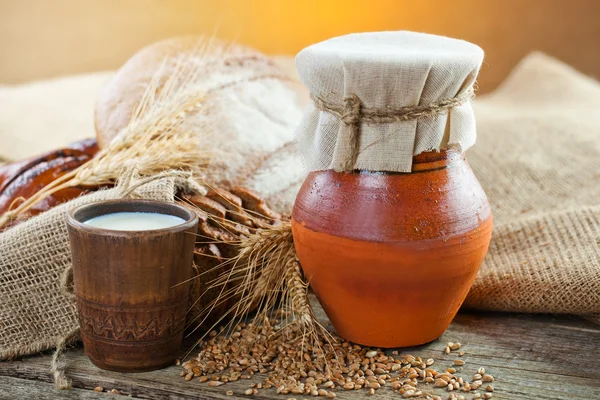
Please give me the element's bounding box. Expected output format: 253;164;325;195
94;36;308;148
95;37;247;148
94;37;308;213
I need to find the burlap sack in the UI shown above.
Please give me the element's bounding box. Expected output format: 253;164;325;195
465;52;600;322
0;175;198;360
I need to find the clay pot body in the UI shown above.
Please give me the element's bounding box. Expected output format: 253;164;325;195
67;200;198;372
292;150;492;348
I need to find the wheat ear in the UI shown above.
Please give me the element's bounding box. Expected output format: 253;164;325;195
185;218;335;363
0;42;218;228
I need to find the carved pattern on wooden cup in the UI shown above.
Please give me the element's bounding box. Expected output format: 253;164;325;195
77;298;186;343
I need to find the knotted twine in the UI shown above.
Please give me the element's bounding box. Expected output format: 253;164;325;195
310;87;475;172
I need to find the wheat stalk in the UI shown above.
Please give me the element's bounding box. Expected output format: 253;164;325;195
185;218;335;363
0;41;218;228
186;223;293;334
0;35;297;229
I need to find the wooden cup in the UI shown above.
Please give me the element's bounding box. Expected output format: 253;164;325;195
66;199;198;372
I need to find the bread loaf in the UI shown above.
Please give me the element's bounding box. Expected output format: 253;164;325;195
95;37;308;213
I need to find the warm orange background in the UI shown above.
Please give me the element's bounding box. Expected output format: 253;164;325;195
1;0;599;92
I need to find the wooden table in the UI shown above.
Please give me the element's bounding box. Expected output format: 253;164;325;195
1;310;599;400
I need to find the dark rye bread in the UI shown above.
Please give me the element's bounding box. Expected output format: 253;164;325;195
178;186;283;328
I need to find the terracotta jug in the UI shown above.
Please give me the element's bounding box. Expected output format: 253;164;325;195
292;150;492;347
291;31;490;347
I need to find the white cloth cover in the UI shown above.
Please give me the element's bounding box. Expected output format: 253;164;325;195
294;31;484;173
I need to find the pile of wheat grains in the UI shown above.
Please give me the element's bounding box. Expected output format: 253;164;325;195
180;314;495;399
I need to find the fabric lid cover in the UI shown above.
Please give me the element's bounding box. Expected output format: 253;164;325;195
294;31;484;173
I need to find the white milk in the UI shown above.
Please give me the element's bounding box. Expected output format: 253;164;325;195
83;212;185;231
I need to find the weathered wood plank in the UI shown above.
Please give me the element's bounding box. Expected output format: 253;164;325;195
0;312;599;400
0;375;129;399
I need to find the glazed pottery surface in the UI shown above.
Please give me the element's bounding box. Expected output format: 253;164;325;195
67;199;198;372
292;150;493;348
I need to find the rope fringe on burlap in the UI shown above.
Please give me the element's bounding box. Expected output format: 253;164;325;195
310;88;475;172
59;266;76;302
50;327;80;390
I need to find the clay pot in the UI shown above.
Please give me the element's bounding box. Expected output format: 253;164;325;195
291;150;493;348
67;200;198;372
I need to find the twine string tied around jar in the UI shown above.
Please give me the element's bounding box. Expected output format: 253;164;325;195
310;87;475;172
